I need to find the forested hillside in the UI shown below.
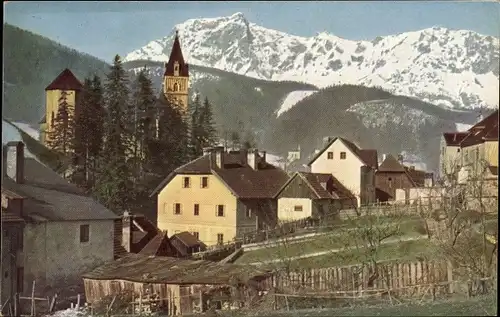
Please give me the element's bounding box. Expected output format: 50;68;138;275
264;84;480;171
124;60;318;137
3;24;110;122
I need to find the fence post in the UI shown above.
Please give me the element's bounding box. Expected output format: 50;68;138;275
447;260;454;294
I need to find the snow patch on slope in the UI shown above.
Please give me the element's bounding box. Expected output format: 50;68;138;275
347;100;438;132
266;153;286;169
455;122;473;131
124;13;499;110
277;90;318;117
12;121;40;140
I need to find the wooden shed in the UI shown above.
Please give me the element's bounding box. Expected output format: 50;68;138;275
82;254;272;315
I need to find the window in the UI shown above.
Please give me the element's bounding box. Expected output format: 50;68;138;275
327;152;334;160
174;203;182;215
17;267;23;293
79;224;90;243
246;208;252;218
173;82;179;92
388;177;393;188
457;148;460;152
192;232;199;240
194;204;200;216
201;177;209;188
183;177;191;188
217;233;224;245
51;111;55;126
340;152;346;160
216;205;225;217
294;205;303;212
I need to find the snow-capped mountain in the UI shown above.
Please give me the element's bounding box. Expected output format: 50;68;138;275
124;12;499;110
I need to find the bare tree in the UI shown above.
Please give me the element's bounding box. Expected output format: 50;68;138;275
422;156;498;295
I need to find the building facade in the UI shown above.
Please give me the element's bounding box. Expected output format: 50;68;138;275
151;147;288;246
307;137;378;207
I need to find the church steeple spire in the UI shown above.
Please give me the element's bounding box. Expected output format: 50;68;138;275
162;29;189;113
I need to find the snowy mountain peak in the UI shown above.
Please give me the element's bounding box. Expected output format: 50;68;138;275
124;13;499;110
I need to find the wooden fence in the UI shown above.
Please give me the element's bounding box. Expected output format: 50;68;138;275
265;260;452;298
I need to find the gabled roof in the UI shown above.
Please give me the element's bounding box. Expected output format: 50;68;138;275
307;137;378;169
45;68;83;91
150;151;289;199
443;132;469;146
275;172;355;200
139;232;179;257
164;31;189;77
2;157;117;221
458;110;498;147
172;231;203;248
378;154;406;172
468;110;499;131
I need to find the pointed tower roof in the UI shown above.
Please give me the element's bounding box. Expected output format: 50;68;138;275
378;154;406;172
164;30;189;77
45;68;83;91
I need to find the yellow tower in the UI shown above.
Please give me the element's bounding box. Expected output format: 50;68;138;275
163;30;189;113
40;68;83;145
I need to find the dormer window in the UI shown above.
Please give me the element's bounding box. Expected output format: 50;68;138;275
174;61;180;76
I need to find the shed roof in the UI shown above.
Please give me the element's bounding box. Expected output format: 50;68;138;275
82;253;271;285
172;231;203;248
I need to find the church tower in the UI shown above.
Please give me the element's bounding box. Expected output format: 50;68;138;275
40;68;83;145
163;30;189;114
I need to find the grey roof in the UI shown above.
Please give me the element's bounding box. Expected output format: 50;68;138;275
2;157;117;221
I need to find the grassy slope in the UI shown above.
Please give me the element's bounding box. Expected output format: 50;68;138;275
3;23;110;123
220;293;497;316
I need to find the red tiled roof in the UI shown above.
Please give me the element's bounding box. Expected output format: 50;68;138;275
456;110;498;147
443;132;469;146
468;110;499;131
164;31;189;77
307;137;378;169
300;172;336;199
150;151;289;199
45;68;83;91
483;123;499;141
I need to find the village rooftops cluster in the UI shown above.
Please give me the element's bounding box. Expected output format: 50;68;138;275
443;110;499;148
151;147;289;199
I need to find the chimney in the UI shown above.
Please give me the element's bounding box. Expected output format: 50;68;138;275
261;151;266;163
248;149;259;170
211;146;224;169
2;145;8;178
240;148;248;165
15;142;25;184
203;147;213;156
122;211;132;253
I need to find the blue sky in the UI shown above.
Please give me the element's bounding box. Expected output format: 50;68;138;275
5;1;500;62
